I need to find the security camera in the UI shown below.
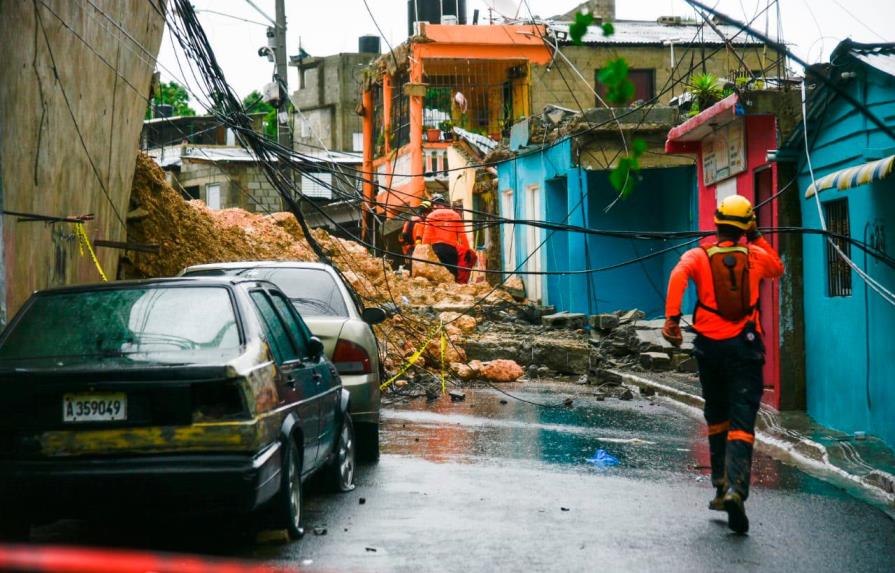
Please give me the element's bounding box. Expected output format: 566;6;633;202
258;46;274;62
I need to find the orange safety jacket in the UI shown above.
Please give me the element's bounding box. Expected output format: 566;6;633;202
399;216;421;255
420;208;470;250
665;236;784;340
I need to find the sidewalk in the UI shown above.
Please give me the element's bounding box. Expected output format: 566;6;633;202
610;369;895;514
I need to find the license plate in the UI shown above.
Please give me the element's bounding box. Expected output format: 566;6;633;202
63;393;127;423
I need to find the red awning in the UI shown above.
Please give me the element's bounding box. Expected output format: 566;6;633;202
665;94;742;153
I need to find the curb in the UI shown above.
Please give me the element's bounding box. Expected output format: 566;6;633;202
610;370;895;511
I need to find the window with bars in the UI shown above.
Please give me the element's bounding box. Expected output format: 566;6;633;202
421;59;529;140
390;72;411;150
595;68;655;105
824;199;852;297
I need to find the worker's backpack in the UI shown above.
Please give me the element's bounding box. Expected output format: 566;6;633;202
698;244;753;321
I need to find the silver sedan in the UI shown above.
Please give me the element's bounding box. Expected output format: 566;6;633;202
180;261;385;461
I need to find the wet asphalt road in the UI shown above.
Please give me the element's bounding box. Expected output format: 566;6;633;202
34;382;895;572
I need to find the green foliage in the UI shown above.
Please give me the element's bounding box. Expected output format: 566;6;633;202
569;11;593;45
597;58;635;105
243;90;277;140
601;22;615;37
146;81;196;119
609;138;647;200
689;73;724;110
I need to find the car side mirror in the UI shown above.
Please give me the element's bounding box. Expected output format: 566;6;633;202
308;336;324;360
361;307;387;325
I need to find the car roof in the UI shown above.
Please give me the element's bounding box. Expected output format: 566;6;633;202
182;261;335;273
31;277;280;295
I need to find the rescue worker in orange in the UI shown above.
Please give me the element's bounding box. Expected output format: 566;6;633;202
399;200;432;260
420;194;472;281
663;195;784;535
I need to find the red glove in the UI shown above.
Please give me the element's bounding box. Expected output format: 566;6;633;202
662;316;683;347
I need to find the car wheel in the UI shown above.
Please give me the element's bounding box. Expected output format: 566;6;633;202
274;440;304;539
327;413;356;492
356;421;380;463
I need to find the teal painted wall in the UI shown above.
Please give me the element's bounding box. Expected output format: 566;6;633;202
497;141;698;318
797;63;895;447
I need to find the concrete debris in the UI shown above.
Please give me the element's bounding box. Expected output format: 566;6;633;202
590;313;620;331
503;276;526;300
676;356;699;374
542;311;587;330
449;390;466;402
617;309;646;325
639;352;672;371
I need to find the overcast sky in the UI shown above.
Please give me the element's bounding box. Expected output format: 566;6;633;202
156;0;893;110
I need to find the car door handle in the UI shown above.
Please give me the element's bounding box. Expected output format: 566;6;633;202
312;372;322;384
286;374;297;389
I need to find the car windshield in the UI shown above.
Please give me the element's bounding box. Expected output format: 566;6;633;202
0;286;241;364
185;267;349;318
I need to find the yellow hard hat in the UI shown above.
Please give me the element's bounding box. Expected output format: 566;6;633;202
714;195;755;230
420;200;432;209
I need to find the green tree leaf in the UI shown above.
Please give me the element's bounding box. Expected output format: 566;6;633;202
146;81;196;119
569;11;594;45
601;22;615;37
631;138;647;157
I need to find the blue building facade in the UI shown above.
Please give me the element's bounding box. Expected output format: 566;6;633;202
496;137;698;318
792;42;895;447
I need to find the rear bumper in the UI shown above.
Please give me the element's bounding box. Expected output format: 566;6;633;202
341;373;380;426
0;442;282;519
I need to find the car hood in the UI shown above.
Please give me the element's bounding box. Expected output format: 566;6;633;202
302;316;349;358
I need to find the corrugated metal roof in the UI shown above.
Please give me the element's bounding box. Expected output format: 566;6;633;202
550;19;763;46
846;44;895;78
452;126;499;155
147;145;361;168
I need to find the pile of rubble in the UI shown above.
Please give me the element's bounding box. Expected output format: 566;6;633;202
462;307;699;383
126;153;517;383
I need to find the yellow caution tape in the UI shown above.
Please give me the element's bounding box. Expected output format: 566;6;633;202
440;323;447;395
74;222;108;282
379;325;441;391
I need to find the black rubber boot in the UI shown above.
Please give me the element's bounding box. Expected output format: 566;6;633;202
723;490;749;534
709;477;727;511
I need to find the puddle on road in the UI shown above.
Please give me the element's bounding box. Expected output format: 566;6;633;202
381;385;857;499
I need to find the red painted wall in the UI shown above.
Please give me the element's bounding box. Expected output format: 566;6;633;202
694;115;782;408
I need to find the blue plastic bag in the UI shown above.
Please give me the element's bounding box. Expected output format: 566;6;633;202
586;448;620;468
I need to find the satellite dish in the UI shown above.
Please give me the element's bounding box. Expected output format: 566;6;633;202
482;0;524;19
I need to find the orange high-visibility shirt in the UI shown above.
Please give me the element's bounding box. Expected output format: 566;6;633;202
665;236;784;340
420;208;470;249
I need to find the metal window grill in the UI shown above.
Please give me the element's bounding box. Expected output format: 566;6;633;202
391;71;411;149
421;59;530;140
825;198;852;297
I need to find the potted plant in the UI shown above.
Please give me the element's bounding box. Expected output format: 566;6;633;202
426;126;441;142
439;120;454;141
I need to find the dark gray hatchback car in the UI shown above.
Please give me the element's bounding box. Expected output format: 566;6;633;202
0;278;355;540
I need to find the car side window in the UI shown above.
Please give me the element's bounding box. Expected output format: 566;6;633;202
270;291;311;359
250;291;299;364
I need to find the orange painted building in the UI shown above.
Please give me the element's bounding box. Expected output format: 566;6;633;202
361;23;552;217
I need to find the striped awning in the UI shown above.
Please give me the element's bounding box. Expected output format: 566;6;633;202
805;154;895;198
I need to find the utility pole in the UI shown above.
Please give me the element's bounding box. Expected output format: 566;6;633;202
274;0;290;152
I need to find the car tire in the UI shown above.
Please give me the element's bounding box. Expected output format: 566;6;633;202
356;421;380;463
326;413;356;492
273;440;304;539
